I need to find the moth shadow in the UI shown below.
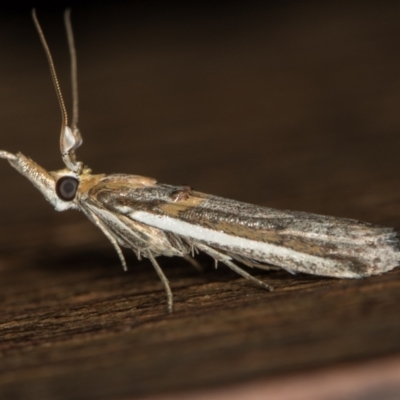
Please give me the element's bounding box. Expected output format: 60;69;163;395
31;246;328;291
32;247;136;275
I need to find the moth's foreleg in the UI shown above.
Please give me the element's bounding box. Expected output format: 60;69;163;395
147;252;173;313
196;243;273;292
87;210;128;271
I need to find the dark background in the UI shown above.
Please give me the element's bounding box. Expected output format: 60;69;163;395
0;2;400;399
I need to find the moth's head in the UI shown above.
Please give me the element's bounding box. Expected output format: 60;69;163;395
0;151;82;211
50;167;81;211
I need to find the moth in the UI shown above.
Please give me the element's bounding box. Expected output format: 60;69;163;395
1;11;399;312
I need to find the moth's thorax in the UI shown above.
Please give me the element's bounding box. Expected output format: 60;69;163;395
76;170;105;197
82;173;157;208
90;174;157;191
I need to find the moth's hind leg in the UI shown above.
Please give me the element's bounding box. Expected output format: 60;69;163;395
196;243;273;292
222;258;273;291
146;252;174;313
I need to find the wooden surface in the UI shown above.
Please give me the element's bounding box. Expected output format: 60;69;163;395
0;3;400;399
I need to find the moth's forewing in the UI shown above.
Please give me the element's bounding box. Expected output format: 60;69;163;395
83;174;400;278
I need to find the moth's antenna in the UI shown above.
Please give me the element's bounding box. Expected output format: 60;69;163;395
32;9;83;174
64;9;79;132
32;9;68;132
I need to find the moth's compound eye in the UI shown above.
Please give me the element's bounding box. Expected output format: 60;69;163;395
56;176;79;201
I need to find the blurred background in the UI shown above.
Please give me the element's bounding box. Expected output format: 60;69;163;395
1;1;400;230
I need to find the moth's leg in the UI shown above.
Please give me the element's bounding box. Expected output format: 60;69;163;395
222;258;273;291
229;254;281;271
196;243;273;291
87;210;128;271
190;244;199;258
147;252;174;313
